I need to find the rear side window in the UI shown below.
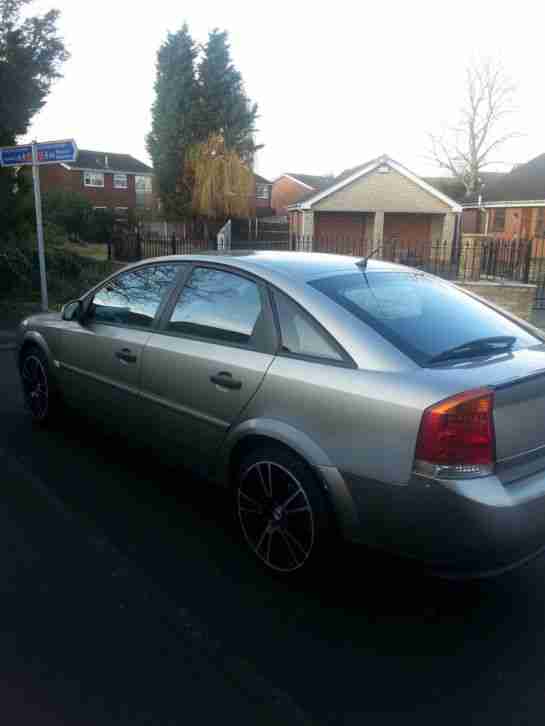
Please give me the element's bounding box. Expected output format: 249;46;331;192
273;289;343;362
89;264;180;328
310;271;540;365
167;267;262;346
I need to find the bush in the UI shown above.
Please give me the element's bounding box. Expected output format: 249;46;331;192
0;242;115;305
0;245;33;296
86;207;116;243
42;190;93;241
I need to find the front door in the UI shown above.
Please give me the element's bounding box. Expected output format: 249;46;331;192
139;265;275;475
57;263;182;424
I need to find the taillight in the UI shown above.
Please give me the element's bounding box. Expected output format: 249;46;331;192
413;388;495;479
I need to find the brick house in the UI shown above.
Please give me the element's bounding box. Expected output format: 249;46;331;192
272;173;335;218
254;173;273;214
38;149;155;216
462;154;545;239
287;155;461;246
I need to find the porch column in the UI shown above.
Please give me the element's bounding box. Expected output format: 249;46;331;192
373;211;384;255
301;211;314;240
373;211;384;242
442;212;456;244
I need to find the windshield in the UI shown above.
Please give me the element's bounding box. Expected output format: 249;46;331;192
309;271;541;365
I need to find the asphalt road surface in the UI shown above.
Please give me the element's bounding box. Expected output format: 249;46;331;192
2;345;545;725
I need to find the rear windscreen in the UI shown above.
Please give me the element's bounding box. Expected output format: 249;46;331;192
309;271;540;365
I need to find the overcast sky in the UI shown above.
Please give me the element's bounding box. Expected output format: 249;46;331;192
26;0;543;182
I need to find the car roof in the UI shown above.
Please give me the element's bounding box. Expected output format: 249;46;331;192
133;251;410;283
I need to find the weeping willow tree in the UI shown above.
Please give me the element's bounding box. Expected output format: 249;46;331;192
185;133;255;222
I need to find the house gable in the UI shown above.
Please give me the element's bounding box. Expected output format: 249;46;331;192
313;163;455;213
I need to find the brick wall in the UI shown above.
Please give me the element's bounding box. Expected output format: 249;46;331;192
272;176;313;216
457;281;536;321
37;166;156;211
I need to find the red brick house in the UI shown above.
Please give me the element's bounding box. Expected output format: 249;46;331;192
462;154;545;239
272;173;335;218
251;173;276;218
287;155;461;246
38;149;155;216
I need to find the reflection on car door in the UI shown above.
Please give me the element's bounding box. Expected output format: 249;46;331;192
57;263;183;424
139;266;275;475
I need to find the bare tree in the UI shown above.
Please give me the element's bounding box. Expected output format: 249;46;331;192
429;59;519;198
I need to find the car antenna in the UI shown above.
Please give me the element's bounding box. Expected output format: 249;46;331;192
357;246;381;270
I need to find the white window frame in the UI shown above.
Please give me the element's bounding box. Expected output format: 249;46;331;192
84;170;105;188
93;206;108;211
113;173;128;189
135;175;153;193
256;183;270;200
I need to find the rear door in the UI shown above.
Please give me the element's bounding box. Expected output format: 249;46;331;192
139;264;277;475
57;263;183;423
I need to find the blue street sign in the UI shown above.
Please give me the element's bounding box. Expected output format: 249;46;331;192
0;145;33;166
0;139;77;166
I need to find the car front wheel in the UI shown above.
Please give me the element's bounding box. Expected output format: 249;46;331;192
20;346;55;425
236;444;333;575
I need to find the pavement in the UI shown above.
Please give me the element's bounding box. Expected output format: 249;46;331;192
6;319;545;724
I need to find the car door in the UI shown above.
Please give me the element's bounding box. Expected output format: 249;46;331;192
139;264;277;475
57;262;184;424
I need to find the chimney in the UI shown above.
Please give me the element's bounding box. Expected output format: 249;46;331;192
104;154;109;168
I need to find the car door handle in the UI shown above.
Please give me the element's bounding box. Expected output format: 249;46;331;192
115;348;137;364
210;371;242;390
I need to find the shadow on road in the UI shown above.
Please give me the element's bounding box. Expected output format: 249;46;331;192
2;362;543;726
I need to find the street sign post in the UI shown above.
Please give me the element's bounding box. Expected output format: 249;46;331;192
0;139;78;311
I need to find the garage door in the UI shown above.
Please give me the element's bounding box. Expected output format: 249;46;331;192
314;212;369;253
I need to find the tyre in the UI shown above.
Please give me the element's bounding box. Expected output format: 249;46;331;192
20;345;57;426
235;443;334;576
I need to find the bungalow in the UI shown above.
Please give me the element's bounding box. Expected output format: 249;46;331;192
462;153;545;239
287;155;461;247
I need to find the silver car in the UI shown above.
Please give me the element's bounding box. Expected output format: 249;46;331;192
16;252;545;577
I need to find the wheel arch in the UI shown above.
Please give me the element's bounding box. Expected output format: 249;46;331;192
218;419;361;542
219;418;334;486
18;331;54;371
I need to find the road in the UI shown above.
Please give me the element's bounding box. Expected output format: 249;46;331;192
2;344;545;725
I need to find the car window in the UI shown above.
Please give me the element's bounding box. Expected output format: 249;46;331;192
167;267;262;346
310;271;541;365
89;264;181;328
273;290;343;362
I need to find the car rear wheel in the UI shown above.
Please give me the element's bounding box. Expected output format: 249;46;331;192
20;346;56;425
236;444;333;575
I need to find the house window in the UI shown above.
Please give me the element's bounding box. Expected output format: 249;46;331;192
113;173;128;189
84;171;105;188
135;175;153;207
256;183;270;200
493;208;506;233
536;208;545;238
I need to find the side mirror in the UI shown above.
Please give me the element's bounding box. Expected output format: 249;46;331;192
61;300;83;322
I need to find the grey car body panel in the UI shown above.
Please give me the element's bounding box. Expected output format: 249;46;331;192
139;332;274;474
55;320;152;420
16;252;545;576
344;470;545;576
17;316;62;371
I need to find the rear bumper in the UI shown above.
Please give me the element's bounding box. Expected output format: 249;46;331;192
340;468;545;578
